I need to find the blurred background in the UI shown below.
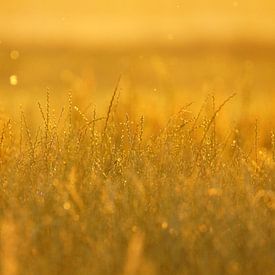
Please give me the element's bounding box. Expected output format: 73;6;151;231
1;0;275;46
1;0;275;122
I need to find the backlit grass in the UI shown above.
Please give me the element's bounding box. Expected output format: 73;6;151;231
0;83;274;275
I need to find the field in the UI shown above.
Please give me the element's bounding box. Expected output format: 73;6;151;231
0;44;275;275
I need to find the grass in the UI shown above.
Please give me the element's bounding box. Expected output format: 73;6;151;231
0;81;274;275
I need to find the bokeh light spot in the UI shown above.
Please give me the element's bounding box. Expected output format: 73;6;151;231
63;202;71;210
10;50;20;60
9;75;18;86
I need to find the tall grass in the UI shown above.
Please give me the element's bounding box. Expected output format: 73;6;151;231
0;90;274;275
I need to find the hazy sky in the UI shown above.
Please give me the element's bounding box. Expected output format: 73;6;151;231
1;0;275;46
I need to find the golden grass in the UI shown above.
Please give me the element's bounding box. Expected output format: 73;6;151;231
0;84;274;275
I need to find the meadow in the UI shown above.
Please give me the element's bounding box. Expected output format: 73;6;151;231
0;45;275;275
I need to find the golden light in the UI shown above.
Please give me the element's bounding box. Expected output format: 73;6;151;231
9;75;18;86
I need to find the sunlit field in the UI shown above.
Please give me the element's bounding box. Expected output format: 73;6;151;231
1;1;275;275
